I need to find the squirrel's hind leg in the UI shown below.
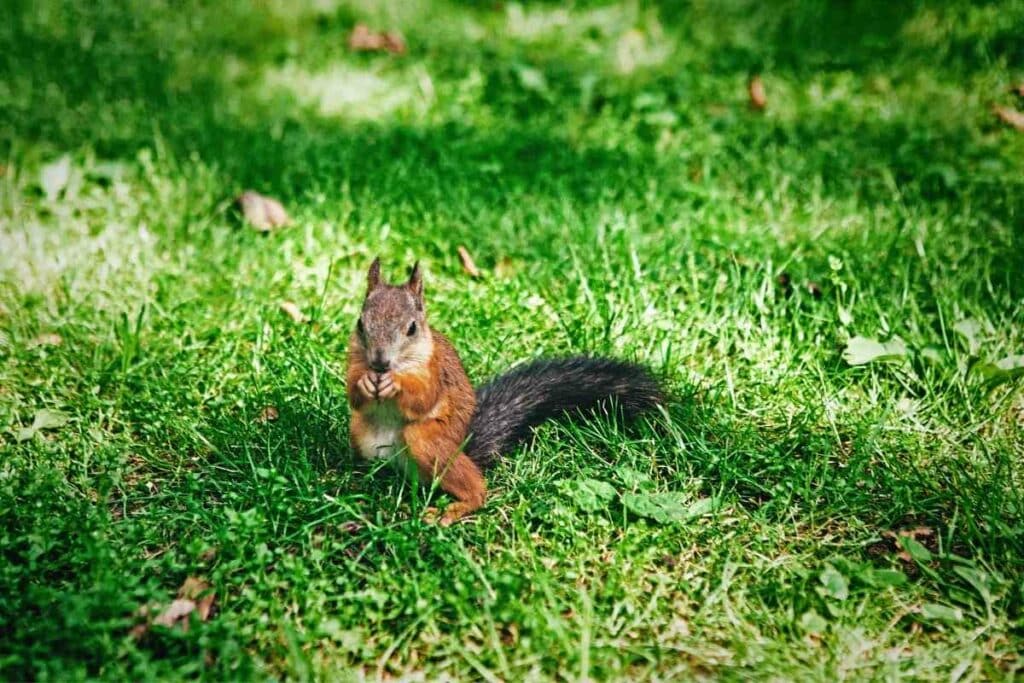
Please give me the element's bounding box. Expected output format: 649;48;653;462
404;422;487;526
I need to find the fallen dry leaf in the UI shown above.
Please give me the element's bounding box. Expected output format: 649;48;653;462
457;246;481;278
804;632;823;648
153;599;197;630
748;75;767;110
898;526;935;540
236;190;291;232
348;23;406;55
132;576;216;638
30;332;63;347
279;301;309;324
994;106;1024;131
500;622;520;647
16;409;69;442
339;520;363;534
256;405;279;423
881;526;936;563
179;576;216;621
494;257;517;279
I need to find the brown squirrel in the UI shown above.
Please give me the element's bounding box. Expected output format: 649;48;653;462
347;258;663;525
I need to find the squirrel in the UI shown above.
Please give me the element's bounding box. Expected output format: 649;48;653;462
346;257;663;525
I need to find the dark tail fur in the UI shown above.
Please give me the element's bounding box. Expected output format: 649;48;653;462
465;357;662;467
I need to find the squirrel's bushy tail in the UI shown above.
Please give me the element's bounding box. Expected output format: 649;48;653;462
465;357;662;467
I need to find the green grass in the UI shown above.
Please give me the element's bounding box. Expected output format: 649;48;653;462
2;0;1024;679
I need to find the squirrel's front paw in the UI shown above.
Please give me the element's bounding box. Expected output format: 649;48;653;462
440;502;475;526
376;372;400;400
357;373;378;401
423;502;475;527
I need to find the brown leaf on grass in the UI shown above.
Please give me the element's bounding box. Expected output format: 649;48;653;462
132;577;216;638
748;75;767;110
236;190;291;232
994;106;1024;131
256;405;279;423
494;257;517;279
339;520;363;534
457;246;481;278
30;333;63;347
880;526;936;563
889;526;936;541
803;632;823;648
381;32;406;55
153;599;197;629
279;301;309;324
179;577;216;621
348;23;406;55
500;622;519;646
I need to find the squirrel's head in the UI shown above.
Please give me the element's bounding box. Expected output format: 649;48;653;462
353;257;431;373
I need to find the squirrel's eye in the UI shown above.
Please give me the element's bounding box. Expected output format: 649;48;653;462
406;321;417;337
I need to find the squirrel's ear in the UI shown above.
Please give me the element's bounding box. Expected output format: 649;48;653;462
406;261;424;307
366;257;382;294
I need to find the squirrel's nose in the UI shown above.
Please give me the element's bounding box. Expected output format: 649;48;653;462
369;352;391;373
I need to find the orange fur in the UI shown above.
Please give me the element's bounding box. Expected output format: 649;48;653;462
391;371;440;420
348;328;484;524
403;419;486;525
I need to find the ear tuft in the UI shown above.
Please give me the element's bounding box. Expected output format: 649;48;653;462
407;261;424;306
367;257;382;294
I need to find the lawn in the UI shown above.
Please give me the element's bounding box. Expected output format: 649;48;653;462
2;0;1023;680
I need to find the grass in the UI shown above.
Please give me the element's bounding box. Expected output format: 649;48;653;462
2;0;1023;679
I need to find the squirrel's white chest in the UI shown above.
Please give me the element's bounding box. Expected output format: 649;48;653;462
355;400;406;461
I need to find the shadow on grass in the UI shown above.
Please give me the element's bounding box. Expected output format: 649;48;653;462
660;393;1024;568
160;362;1024;570
652;0;1022;76
4;0;1021;234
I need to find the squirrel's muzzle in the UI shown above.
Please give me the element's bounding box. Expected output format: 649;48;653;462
369;350;391;373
